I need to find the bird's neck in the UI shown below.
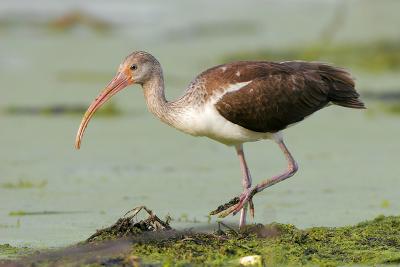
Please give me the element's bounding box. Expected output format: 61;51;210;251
142;71;182;128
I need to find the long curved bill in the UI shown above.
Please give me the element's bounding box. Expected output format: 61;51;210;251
75;71;132;149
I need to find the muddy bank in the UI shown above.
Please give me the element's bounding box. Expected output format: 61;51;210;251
2;208;400;266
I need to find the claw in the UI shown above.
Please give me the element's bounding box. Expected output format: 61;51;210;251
232;193;251;216
209;196;240;216
217;205;239;218
210;188;257;219
249;199;255;219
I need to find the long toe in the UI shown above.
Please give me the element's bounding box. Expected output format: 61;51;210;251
232;188;255;215
210;188;256;218
249;199;255;219
209;196;240;217
232;196;251;215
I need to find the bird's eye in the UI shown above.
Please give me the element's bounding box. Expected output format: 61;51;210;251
130;64;138;70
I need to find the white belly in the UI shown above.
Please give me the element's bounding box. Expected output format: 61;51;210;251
174;102;273;146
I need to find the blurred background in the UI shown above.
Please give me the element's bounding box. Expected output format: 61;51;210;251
0;0;399;248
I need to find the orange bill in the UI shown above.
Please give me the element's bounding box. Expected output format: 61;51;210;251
75;71;132;149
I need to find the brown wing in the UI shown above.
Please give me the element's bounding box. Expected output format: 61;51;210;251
215;61;364;133
186;61;291;99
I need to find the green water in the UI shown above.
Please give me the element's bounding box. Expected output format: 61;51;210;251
0;0;399;249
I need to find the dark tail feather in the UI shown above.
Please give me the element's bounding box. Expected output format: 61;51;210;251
317;64;366;109
332;98;366;109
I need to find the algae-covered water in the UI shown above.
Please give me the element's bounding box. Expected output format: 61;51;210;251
1;0;399;252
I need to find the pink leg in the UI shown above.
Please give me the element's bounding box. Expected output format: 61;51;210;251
232;139;298;215
235;145;253;228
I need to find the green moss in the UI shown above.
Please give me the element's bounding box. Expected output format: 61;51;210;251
131;215;400;266
222;41;400;73
0;244;19;256
0;179;47;189
5;215;400;266
0;244;31;260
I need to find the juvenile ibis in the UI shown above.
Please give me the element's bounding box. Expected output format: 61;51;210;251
75;51;365;228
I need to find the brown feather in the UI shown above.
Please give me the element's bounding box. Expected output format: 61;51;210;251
212;61;365;133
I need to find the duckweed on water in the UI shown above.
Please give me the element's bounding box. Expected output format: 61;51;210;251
8;210;87;217
2;102;121;117
0;244;31;260
0;179;47;189
365;102;400;117
4;214;400;266
380;102;400;115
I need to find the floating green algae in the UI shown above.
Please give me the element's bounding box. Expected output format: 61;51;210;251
8;210;87;217
131;215;400;266
2;102;121;117
380;102;400;116
0;179;47;189
6;214;400;266
223;41;400;73
0;244;31;260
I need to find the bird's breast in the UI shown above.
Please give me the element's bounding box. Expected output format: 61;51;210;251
172;101;272;146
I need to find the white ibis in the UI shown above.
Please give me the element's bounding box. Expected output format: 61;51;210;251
75;51;365;228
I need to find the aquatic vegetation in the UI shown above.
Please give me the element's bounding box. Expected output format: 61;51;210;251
0;244;31;260
8;210;86;217
222;41;400;73
0;9;111;35
132;215;400;266
381;200;391;209
5;213;400;266
9;210;35;216
380;102;400;115
2;102;121;117
364;101;400;117
174;213;202;223
0;179;47;189
0;220;20;229
48;10;111;33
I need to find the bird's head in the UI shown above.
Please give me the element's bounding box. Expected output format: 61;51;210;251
74;51;160;149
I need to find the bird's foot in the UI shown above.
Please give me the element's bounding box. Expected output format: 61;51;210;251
232;188;256;217
210;188;256;218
